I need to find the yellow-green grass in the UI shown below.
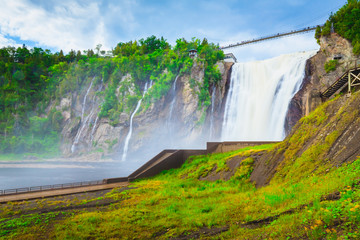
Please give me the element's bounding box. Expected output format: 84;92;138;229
49;155;360;240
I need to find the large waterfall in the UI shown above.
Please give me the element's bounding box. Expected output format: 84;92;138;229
222;51;316;141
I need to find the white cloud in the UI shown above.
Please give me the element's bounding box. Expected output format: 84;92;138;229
0;33;21;48
0;0;137;52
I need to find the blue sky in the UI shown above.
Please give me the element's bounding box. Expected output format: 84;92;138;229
0;0;346;61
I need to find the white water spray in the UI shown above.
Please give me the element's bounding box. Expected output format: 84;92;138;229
221;51;316;141
121;82;150;161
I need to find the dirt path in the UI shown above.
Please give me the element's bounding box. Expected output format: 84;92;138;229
0;182;129;203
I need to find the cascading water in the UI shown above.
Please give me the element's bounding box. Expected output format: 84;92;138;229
81;77;94;120
167;75;179;125
222;51;316;141
166;75;180;147
90;78;104;142
121;82;150;161
209;86;216;140
90;116;99;142
71;77;95;153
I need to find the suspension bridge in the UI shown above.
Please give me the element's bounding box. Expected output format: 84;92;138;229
220;25;323;50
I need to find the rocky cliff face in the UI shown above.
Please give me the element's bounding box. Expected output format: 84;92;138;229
285;33;358;134
52;60;233;161
115;61;233;162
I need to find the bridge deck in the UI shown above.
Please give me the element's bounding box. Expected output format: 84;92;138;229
220;25;321;50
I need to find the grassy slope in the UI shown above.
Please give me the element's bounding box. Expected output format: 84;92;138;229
2;93;360;239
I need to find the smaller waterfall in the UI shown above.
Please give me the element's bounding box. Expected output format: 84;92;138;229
90;116;99;142
121;82;150;161
89;78;104;143
71;77;95;153
209;86;216;140
166;75;180;148
71;109;95;153
81;78;94;120
167;75;179;126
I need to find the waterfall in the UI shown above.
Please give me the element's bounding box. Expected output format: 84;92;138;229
81;77;94;120
71;77;95;153
209;86;216;140
166;75;180;143
90;116;99;142
89;78;104;143
167;75;180;123
221;51;316;141
121;82;150;161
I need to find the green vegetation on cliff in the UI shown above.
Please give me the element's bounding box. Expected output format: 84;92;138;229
316;0;360;55
0;36;224;155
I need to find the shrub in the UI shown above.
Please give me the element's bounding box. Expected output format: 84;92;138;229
324;59;338;73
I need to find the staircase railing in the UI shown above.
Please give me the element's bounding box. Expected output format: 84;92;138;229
321;59;360;99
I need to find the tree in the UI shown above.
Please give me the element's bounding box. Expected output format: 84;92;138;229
67;50;76;62
76;50;82;61
95;44;102;55
15;45;30;63
58;50;65;62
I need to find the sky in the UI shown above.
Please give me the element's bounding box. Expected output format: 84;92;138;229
0;0;347;61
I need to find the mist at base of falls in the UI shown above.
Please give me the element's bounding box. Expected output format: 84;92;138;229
222;50;316;141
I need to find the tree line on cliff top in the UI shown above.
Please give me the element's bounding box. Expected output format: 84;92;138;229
316;0;360;55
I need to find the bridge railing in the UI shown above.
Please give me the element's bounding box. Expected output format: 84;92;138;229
0;180;105;196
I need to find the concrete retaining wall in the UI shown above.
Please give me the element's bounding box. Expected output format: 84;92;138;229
103;177;129;184
128;150;176;179
127;141;278;181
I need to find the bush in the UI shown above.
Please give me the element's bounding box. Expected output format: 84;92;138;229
353;41;360;55
324;59;338;73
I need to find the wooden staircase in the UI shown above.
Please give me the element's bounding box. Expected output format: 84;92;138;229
321;68;360;99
